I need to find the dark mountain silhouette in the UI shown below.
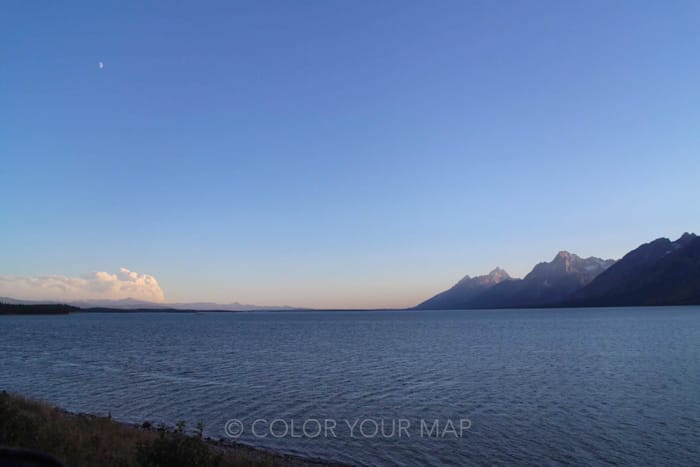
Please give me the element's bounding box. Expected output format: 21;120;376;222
563;233;700;307
416;252;615;310
417;268;511;309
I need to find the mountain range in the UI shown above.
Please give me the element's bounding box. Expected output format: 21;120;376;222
3;233;698;312
416;233;699;310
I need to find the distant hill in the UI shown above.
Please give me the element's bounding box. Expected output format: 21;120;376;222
0;303;78;315
0;297;297;312
416;251;615;310
563;233;700;307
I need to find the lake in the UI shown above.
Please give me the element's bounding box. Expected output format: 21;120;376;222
1;307;699;466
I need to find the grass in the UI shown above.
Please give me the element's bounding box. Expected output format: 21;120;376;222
0;391;339;467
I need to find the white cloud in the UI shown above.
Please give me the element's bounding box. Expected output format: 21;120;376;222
0;268;165;302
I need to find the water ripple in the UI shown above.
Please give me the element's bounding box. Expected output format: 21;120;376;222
1;308;700;465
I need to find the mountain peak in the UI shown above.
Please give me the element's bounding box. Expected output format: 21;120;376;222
555;250;575;260
488;267;511;280
457;268;510;286
457;274;471;284
677;232;697;244
416;266;511;309
527;250;614;280
550;251;578;273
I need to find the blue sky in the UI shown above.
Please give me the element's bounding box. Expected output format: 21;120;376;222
2;1;699;308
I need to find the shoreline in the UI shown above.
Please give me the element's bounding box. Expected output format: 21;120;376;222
4;302;700;316
0;391;350;467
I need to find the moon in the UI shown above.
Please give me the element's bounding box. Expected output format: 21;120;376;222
98;61;104;69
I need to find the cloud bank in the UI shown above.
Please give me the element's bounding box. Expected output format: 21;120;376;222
0;268;165;303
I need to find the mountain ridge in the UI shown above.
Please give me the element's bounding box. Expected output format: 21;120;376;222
416;267;513;310
416;233;700;310
447;251;615;309
562;233;700;307
415;232;700;309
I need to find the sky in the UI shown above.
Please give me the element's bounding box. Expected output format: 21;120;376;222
2;1;700;309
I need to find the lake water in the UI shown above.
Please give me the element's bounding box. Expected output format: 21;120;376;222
1;308;699;466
